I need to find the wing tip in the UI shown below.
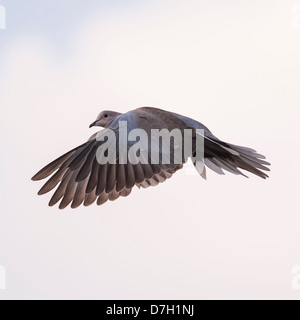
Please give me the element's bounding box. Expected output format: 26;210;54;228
32;173;41;181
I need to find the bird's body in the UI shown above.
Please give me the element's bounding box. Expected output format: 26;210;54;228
32;107;270;209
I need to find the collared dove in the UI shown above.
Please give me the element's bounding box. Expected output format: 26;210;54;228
32;107;270;209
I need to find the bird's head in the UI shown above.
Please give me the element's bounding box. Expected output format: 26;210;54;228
89;110;121;128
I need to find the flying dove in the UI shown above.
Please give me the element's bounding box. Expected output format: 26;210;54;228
32;107;270;209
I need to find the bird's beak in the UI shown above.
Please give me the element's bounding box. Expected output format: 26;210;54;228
89;121;98;128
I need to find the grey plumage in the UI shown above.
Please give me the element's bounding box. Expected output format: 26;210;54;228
84;188;97;207
32;106;270;209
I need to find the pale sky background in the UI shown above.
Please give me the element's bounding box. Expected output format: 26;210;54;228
0;0;300;300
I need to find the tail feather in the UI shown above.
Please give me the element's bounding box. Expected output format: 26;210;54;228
195;134;270;179
204;158;225;175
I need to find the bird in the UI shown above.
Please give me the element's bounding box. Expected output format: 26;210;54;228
32;107;270;209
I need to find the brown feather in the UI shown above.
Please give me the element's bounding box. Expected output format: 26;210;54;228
32;149;78;181
97;193;109;206
48;170;72;207
133;163;144;184
106;163;116;194
120;189;132;197
84;188;97;206
58;168;81;209
86;158;100;194
96;164;107;195
109;189;120;201
38;167;68;195
71;178;89;209
69;141;94;171
116;162;126;192
125;163;135;189
76;145;98;182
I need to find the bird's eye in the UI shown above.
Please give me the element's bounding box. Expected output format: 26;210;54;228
104;114;108;118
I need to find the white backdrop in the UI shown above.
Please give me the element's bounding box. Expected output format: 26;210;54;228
0;0;300;299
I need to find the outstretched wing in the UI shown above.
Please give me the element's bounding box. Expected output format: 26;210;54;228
32;112;184;209
170;110;270;179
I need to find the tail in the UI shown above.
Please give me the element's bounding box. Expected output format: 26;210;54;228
193;134;270;179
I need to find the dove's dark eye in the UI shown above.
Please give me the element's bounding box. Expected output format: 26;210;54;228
103;114;108;118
